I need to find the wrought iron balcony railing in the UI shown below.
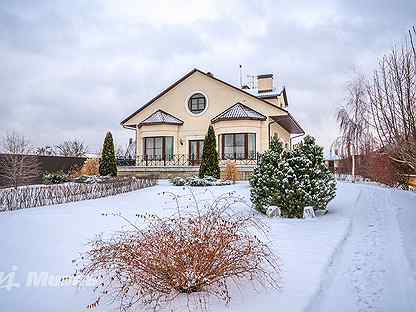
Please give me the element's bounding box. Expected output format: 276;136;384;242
117;153;262;167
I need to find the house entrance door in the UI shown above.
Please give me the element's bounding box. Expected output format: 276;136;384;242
189;140;204;165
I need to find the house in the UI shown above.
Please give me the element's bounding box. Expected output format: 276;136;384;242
119;68;304;179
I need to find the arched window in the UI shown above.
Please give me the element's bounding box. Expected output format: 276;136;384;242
188;93;206;114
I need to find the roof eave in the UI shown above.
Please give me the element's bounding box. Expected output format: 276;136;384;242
138;121;183;128
271;114;305;135
211;116;267;123
122;124;136;130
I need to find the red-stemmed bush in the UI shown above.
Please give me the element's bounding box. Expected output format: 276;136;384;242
79;191;280;311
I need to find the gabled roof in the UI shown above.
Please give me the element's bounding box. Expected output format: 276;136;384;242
121;68;288;126
211;103;267;123
138;109;183;128
271;113;304;135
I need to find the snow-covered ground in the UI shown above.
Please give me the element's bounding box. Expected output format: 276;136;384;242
0;181;415;311
310;183;416;312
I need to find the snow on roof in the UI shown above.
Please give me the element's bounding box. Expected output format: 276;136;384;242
246;88;280;98
138;110;183;127
211;103;267;123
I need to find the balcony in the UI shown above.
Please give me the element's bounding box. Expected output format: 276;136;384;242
117;153;261;167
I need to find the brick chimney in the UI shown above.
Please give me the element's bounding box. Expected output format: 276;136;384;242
257;74;273;93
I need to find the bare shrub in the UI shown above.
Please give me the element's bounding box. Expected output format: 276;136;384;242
222;160;240;183
81;158;100;176
79;191;280;311
68;164;83;179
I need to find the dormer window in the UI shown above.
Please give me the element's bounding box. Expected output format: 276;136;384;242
188;93;206;114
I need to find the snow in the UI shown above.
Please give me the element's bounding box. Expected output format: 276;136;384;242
310;183;416;311
0;181;415;311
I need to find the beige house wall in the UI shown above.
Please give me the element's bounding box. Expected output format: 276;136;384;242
263;97;286;108
123;71;291;157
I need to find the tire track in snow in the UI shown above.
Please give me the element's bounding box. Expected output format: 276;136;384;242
350;189;386;312
309;184;416;312
305;188;361;312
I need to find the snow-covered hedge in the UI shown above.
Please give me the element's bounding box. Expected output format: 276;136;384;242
170;176;232;187
250;135;336;218
0;176;157;211
73;175;112;184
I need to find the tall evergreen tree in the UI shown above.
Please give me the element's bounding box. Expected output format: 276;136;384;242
99;131;117;176
249;137;284;213
199;125;220;178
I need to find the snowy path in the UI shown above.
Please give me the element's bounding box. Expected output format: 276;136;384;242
310;183;416;312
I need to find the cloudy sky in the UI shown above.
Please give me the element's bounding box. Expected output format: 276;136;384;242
1;0;415;155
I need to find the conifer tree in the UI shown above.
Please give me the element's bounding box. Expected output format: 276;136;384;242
249;137;284;213
199;125;220;178
99;131;117;176
291;135;336;210
272;135;336;218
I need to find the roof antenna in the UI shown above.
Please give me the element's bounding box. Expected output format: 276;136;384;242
239;64;243;87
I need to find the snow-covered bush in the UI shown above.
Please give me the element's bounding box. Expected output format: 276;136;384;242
249;137;284;213
79;191;280;311
272;136;336;218
73;175;111;184
170;175;231;186
42;171;69;184
170;176;186;186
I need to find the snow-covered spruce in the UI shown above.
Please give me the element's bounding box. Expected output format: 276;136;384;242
250;135;336;218
249;137;285;213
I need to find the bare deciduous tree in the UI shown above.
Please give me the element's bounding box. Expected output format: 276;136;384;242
36;145;54;156
0;132;41;188
54;139;88;157
337;74;374;157
337;27;416;171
